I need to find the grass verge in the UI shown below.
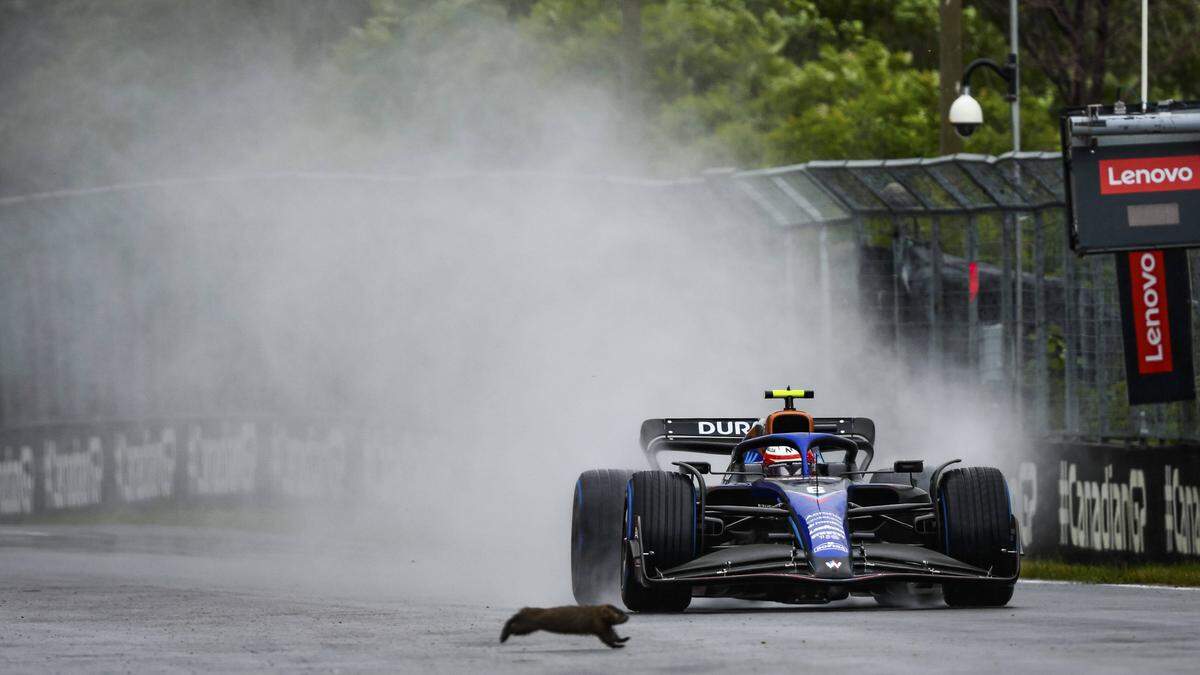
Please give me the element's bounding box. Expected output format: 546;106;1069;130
1022;558;1200;587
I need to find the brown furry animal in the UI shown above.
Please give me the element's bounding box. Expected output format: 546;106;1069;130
500;604;630;648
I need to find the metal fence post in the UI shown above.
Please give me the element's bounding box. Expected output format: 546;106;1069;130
892;216;904;357
1063;223;1078;434
967;215;979;369
1001;214;1014;397
1092;259;1108;437
929;216;943;366
1033;210;1047;432
26;229;49;422
784;225;801;337
1188;250;1200;433
1015;213;1025;424
819;222;833;347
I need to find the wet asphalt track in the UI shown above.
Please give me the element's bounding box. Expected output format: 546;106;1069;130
1;524;1198;673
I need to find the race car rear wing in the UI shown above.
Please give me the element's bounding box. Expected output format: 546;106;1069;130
639;416;876;467
639;418;757;456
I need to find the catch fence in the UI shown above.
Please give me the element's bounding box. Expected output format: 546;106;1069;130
0;157;1196;446
730;153;1200;441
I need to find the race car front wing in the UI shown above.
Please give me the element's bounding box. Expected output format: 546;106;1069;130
625;516;1021;590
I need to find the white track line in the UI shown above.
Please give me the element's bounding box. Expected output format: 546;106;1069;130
1020;578;1200;591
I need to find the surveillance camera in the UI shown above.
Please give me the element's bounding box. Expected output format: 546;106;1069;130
948;92;983;138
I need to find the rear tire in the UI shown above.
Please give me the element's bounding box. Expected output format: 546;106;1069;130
621;471;695;613
571;469;634;605
938;466;1017;608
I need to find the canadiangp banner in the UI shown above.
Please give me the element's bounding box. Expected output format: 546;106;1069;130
1011;439;1200;562
1114;249;1196;404
0;420;369;519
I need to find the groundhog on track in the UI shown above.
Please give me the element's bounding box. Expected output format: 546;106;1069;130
500;605;630;648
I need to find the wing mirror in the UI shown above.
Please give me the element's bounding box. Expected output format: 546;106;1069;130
893;460;924;474
688;461;711;474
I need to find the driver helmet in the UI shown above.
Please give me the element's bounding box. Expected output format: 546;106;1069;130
762;446;815;477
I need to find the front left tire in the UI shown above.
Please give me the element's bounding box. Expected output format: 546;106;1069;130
938;466;1018;607
620;471;695;613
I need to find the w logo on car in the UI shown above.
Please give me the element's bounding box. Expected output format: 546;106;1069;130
825;560;842;570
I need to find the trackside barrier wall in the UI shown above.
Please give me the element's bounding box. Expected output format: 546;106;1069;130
0;419;380;519
1010;438;1200;562
4;418;1200;566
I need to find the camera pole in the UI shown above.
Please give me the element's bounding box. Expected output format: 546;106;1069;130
1141;0;1148;111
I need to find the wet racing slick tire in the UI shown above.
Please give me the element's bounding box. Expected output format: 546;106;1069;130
571;469;635;605
938;466;1017;607
621;471;695;613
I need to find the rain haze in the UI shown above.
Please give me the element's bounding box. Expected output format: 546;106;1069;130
0;2;1012;608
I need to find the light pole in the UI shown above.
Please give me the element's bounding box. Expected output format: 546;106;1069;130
946;0;1019;149
945;1;1022;422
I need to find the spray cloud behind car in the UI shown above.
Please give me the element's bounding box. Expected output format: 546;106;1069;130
0;2;1014;606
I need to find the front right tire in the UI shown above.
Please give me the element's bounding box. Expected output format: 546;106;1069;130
571;469;634;605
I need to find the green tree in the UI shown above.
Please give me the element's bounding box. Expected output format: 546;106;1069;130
762;41;940;162
3;0;1181;191
975;0;1200;106
638;0;836;166
523;0;1058;165
0;0;369;194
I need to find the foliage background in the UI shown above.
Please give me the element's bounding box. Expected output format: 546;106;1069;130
1;0;1196;193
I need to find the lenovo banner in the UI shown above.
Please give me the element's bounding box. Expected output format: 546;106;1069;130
1062;104;1200;254
1098;155;1200;195
1115;249;1196;404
